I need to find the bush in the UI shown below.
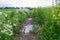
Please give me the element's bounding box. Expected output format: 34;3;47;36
32;5;60;40
0;9;27;40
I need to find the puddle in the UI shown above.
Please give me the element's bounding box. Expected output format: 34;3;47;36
28;18;32;20
22;24;33;34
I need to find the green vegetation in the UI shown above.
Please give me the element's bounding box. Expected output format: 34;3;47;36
31;5;60;40
0;4;60;40
0;9;28;40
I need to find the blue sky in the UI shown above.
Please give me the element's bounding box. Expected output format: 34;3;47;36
0;0;53;7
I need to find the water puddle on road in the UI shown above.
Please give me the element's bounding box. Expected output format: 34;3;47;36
22;24;33;34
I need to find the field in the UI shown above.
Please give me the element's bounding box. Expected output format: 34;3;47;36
31;4;60;40
0;4;60;40
0;9;29;40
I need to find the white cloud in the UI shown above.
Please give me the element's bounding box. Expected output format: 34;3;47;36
0;0;19;7
20;0;52;7
0;0;52;7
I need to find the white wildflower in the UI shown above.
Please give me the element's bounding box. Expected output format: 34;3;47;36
4;24;12;29
3;13;8;17
0;12;2;15
1;30;7;33
13;24;16;26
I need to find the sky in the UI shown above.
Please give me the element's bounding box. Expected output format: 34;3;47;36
0;0;53;7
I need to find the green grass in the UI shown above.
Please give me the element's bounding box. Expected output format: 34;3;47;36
0;4;60;40
0;9;28;40
31;6;60;40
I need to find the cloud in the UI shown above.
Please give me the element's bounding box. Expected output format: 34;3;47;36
0;0;52;7
0;2;13;7
0;0;19;7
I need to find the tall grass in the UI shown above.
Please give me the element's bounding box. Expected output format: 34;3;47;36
0;9;28;40
31;5;60;40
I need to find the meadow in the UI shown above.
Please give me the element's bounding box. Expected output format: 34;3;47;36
0;4;60;40
0;9;29;40
31;4;60;40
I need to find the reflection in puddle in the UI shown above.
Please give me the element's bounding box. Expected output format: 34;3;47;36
28;18;32;20
22;24;33;34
